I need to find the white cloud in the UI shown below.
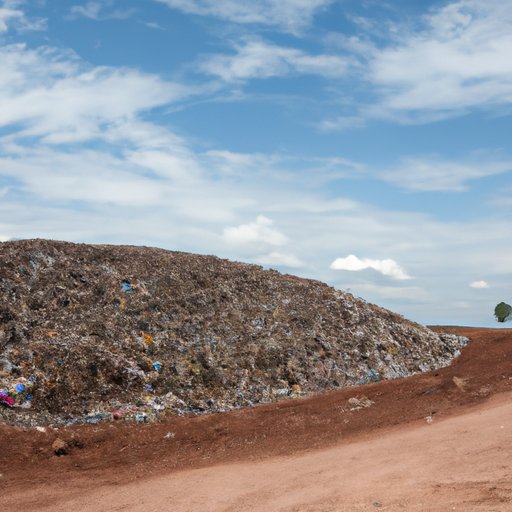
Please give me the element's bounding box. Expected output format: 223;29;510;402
330;254;411;280
470;280;489;288
489;196;512;207
204;149;285;177
154;0;334;33
319;116;366;131
70;1;135;20
199;39;350;82
0;148;164;205
0;6;21;32
257;251;303;268
144;22;161;29
380;157;512;192
363;0;512;120
0;43;191;144
223;216;288;246
205;150;366;186
0;3;46;33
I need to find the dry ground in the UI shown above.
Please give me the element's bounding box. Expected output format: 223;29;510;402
2;326;512;511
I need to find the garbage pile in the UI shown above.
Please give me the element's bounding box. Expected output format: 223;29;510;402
0;239;468;427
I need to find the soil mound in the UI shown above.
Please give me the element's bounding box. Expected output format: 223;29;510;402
0;239;467;427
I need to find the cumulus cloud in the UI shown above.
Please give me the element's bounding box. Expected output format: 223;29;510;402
330;254;411;280
153;0;334;33
470;280;489;288
222;216;288;246
257;251;303;268
199;38;350;82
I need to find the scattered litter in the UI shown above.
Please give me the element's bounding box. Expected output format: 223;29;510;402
121;280;133;292
348;397;374;411
420;387;439;396
142;333;154;346
426;416;433;424
0;390;15;407
164;432;175;439
135;412;147;422
35;426;46;433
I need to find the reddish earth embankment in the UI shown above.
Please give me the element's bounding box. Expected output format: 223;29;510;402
1;326;512;511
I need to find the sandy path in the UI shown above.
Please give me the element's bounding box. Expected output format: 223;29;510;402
27;392;512;512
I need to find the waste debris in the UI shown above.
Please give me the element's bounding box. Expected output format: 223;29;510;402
0;239;468;427
348;396;374;410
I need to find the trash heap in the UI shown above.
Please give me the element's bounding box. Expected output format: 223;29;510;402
0;239;468;427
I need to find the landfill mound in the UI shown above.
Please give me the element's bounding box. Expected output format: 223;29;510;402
0;239;467;427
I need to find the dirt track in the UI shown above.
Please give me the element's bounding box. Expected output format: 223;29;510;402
2;327;512;511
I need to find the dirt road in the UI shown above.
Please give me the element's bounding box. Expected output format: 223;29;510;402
2;327;512;511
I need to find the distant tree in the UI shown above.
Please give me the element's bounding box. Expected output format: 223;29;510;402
494;302;512;322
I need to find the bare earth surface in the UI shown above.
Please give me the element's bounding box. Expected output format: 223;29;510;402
2;326;512;511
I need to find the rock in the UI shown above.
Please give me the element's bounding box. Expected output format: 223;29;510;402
52;438;68;456
453;376;467;391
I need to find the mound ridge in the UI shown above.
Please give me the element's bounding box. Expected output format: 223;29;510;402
0;239;467;427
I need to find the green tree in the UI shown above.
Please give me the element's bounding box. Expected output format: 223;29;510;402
494;302;512;322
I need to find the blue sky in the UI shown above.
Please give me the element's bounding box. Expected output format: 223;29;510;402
1;0;512;327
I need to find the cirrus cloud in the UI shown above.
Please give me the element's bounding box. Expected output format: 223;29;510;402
69;1;136;21
0;2;46;33
380;156;512;192
153;0;334;33
198;38;351;83
0;42;193;145
364;0;512;121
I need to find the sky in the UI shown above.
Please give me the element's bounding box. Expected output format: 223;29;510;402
1;0;511;327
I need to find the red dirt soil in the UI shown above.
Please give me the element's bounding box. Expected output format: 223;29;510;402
2;326;512;511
